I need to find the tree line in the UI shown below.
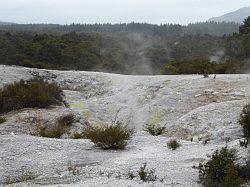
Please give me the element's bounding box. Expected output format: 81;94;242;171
0;21;240;36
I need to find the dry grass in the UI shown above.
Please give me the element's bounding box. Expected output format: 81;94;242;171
143;124;166;136
39;113;75;138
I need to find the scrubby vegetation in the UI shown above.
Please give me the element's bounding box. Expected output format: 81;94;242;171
68;162;80;176
3;171;36;185
239;104;250;146
238;159;250;181
0;78;65;114
57;113;75;127
0;18;248;75
196;147;249;187
167;139;181;150
82;122;134;150
39;113;74;138
128;163;157;182
0;31;225;74
0;116;6;124
160;59;243;75
138;163;157;182
143;124;166;136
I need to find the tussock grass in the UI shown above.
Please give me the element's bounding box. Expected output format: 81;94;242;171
143;124;166;136
0;78;65;114
83;122;134;150
167;139;181;150
0;116;6;124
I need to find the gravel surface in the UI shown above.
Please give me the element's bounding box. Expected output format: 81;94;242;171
0;65;249;187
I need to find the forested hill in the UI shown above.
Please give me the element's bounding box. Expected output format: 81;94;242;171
0;17;249;75
209;7;250;23
0;22;241;36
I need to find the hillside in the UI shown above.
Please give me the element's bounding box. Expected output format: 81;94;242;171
0;65;249;186
209;7;250;23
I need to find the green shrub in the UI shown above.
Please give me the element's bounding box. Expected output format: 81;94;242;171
0;116;6;124
0;78;65;113
197;147;244;187
39;114;74;138
239;104;250;146
238;159;250;181
143;124;166;136
82;122;134;150
167;139;181;150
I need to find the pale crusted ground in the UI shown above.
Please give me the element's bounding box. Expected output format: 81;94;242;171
0;65;249;187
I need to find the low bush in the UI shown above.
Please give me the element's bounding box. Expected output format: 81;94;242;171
57;113;75;127
143;124;166;136
138;163;157;182
196;147;245;187
128;163;157;182
39;113;74;138
239;104;250;146
167;139;181;150
0;116;6;124
203;73;209;78
0;78;65;114
72;132;84;139
82;122;134;150
238;159;250;181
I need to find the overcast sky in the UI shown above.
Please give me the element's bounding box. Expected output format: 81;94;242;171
0;0;249;25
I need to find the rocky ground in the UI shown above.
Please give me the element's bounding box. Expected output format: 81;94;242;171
0;65;249;187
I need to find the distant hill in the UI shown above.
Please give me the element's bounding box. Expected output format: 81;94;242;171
208;7;250;23
0;21;15;25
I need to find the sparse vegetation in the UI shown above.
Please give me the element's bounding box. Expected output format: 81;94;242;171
238;159;250;181
72;132;84;139
239;139;248;148
203;73;209;78
196;147;246;187
3;171;36;185
0;78;65;114
82;122;134;150
128;163;157;182
161;59;242;75
68;162;80;175
167;139;181;150
57;113;75;127
0;116;6;124
143;124;166;136
39;113;74;138
138;163;157;182
239;104;250;146
202;138;211;145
